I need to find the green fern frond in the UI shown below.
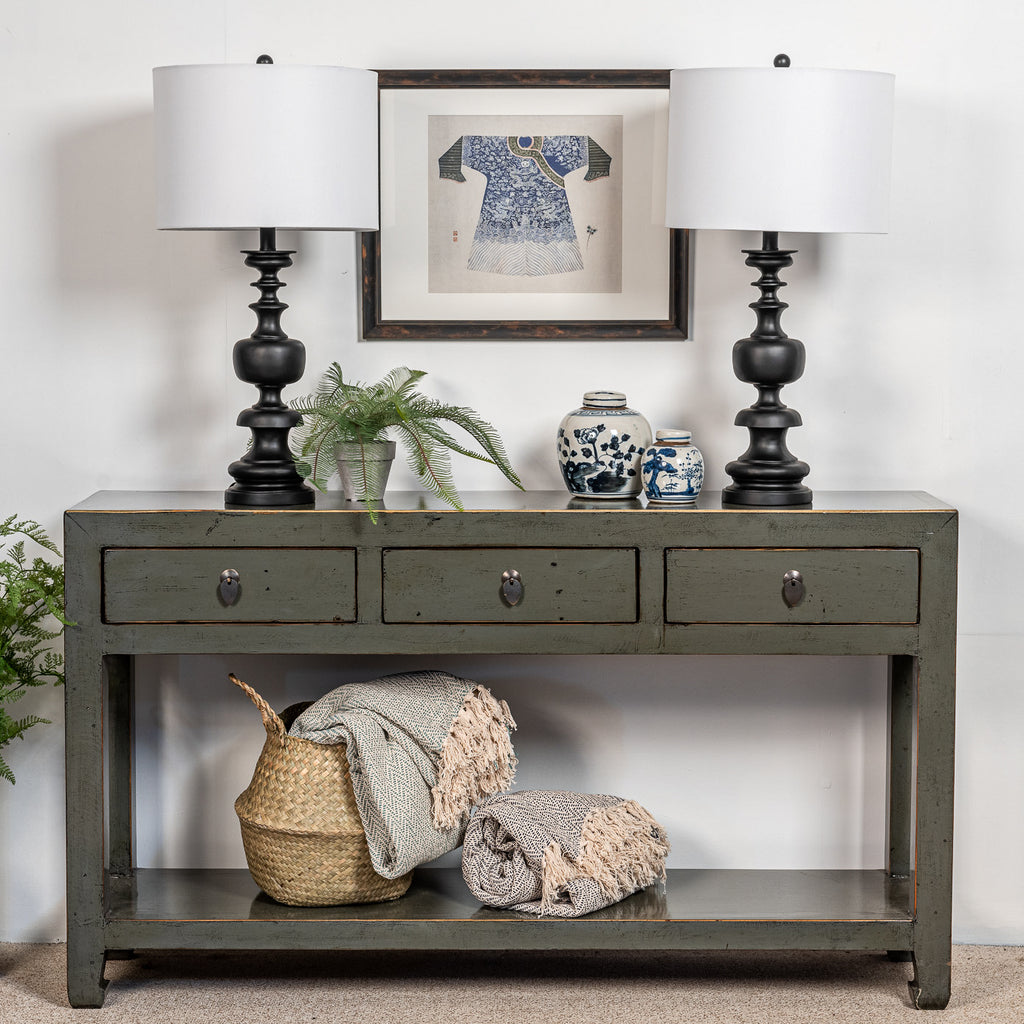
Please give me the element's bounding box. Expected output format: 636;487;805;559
290;364;524;516
1;516;68;783
403;399;524;489
1;517;61;558
410;419;484;465
393;423;462;509
0;705;51;747
371;366;427;404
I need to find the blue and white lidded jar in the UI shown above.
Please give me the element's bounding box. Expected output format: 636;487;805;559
642;430;705;504
557;391;652;499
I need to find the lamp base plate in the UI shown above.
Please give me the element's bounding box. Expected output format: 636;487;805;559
722;484;813;508
224;484;315;508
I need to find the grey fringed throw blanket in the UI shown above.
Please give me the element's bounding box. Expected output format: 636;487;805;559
462;790;670;917
289;670;516;880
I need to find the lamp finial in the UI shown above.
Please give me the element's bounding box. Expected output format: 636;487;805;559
774;54;791;68
256;54;274;64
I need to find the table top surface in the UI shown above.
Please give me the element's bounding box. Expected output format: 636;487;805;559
68;490;954;514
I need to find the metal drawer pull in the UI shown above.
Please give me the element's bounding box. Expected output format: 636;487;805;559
219;568;241;606
501;569;524;607
782;569;805;608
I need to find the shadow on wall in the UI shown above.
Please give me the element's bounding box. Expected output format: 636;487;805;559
51;111;240;489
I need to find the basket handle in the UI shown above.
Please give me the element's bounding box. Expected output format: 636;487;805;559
229;673;286;745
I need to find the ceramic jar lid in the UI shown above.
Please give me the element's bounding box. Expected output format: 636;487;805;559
582;391;628;408
656;429;692;443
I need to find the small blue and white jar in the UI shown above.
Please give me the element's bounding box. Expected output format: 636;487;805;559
557;391;652;499
642;430;704;504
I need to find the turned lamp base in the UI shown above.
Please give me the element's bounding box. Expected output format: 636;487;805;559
722;231;812;508
224;227;314;508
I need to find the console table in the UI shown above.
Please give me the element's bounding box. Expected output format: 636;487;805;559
63;490;957;1008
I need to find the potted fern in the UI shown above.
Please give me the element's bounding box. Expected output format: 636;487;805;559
1;516;70;784
290;364;523;515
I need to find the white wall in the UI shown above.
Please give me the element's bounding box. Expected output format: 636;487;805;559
2;0;1020;945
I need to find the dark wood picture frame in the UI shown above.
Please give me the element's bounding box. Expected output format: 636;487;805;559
361;69;689;340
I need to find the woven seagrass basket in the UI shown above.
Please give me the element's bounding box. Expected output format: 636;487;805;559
230;673;413;907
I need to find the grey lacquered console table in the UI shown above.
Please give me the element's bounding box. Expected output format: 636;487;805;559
64;490;957;1008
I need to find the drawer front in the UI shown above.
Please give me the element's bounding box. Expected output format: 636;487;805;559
383;548;638;623
665;548;919;624
103;548;356;623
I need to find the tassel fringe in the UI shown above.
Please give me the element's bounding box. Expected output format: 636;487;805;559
432;685;518;830
539;799;670;914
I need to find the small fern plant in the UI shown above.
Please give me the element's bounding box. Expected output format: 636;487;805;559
290;364;523;514
0;516;71;784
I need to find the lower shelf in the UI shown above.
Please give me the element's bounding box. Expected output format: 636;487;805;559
104;868;915;952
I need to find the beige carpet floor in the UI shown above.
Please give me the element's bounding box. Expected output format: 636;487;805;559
1;945;1022;1023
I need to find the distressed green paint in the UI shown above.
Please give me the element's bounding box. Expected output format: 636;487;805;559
665;548;920;624
908;511;958;1009
103;547;356;623
106;655;134;875
63;491;957;1009
887;655;915;879
102;867;914;951
383;547;638;623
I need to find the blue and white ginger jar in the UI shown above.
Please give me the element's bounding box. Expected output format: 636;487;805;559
557;391;652;499
642;430;704;504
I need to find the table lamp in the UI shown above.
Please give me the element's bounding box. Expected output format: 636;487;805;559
153;57;379;507
665;56;894;506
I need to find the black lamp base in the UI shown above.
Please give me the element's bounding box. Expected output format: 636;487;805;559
722;482;812;507
225;483;314;508
723;231;812;508
224;227;315;509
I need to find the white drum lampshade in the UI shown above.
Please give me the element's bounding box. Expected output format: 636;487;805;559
665;65;894;234
153;62;379;231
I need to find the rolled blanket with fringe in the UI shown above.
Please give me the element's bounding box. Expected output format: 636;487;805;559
288;670;516;880
462;790;670;917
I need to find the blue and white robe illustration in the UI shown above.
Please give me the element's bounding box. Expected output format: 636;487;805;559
438;134;612;277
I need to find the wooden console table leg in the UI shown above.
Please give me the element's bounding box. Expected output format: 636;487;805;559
66;944;108;1009
886;654;915;965
908;650;955;1010
887;654;914;879
909;951;951;1010
909;515;957;1011
64;645;111;1007
108;655;135;877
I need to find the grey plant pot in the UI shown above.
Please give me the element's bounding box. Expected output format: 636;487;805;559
335;441;397;503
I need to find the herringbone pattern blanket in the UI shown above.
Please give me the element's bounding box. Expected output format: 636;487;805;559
289;670;516;879
462;790;670;917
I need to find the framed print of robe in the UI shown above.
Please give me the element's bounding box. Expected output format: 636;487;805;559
361;70;690;340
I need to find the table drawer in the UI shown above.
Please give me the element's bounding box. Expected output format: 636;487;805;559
103;548;356;623
665;548;919;624
383;547;638;623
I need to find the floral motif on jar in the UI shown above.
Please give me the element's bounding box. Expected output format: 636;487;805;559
557;391;652;499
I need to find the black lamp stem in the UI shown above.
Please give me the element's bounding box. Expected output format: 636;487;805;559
722;230;812;506
224;227;315;507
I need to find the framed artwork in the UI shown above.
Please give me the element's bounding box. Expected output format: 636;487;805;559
361;70;689;340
